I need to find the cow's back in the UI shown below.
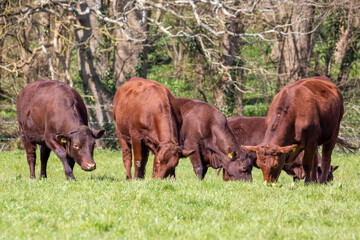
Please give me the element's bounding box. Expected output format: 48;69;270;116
176;98;226;140
227;116;267;145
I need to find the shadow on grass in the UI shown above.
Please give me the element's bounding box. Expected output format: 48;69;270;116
88;174;120;182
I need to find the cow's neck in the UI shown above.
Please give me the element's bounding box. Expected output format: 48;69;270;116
263;123;295;147
154;114;178;145
61;108;87;134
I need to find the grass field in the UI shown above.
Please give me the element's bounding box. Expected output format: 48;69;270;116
0;149;359;239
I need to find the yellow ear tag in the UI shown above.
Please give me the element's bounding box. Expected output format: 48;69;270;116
291;147;296;152
228;152;233;159
61;138;67;143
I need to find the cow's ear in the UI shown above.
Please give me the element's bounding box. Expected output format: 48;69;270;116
331;165;339;172
92;129;105;139
56;134;69;144
241;145;257;153
279;144;297;154
180;147;195;158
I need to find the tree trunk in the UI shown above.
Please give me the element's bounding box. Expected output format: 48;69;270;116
113;0;148;88
216;15;244;113
282;2;315;82
74;1;113;127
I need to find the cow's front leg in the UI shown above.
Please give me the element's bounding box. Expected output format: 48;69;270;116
40;145;51;179
138;141;149;179
320;141;336;183
132;141;142;179
303;145;317;184
45;136;75;179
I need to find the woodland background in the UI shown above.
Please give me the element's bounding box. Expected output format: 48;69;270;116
0;0;359;150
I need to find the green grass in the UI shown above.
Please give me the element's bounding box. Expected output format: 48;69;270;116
1;149;359;239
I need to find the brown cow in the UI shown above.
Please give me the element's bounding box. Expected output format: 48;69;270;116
16;80;105;179
176;97;252;181
227;116;339;182
113;77;194;179
242;76;344;183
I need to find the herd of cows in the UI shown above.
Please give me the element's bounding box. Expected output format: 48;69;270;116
16;76;353;184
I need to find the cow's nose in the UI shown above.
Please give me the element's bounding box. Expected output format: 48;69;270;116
86;163;96;171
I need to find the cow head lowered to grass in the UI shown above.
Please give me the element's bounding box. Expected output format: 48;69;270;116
16;79;105;179
113;77;195;180
56;126;105;170
242;76;344;183
227;116;341;182
175;97;252;181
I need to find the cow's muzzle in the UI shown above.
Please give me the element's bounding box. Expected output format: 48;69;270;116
81;162;96;171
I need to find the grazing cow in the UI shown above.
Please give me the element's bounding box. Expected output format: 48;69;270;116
227;116;339;182
175;97;252;181
242;76;344;183
113;77;194;179
16;79;105;179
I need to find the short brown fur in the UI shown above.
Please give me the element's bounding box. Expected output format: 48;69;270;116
242;76;344;183
113;77;194;179
176;98;252;181
16;79;105;179
227;116;338;182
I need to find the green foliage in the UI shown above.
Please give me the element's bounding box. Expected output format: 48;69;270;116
0;150;359;239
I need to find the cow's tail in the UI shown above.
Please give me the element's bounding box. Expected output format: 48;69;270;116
336;137;359;153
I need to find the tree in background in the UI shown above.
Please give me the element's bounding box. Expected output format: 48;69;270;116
0;0;359;145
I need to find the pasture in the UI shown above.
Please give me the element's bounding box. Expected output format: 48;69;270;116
1;149;359;239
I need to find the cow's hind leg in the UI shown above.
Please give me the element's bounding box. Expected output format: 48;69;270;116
303;144;317;184
320;140;336;183
119;137;132;180
23;138;37;179
40;145;51;179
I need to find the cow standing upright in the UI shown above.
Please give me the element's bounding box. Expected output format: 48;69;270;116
175;97;252;181
16;80;105;179
113;77;194;180
242;76;344;183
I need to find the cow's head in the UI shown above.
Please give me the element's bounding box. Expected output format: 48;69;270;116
221;151;253;181
57;126;105;171
153;143;195;178
242;144;297;183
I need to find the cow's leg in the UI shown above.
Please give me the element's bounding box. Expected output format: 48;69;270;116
23;138;37;179
40;145;51;179
302;144;317;183
320;140;336;183
45;136;75;179
67;158;75;171
132;140;143;179
118;137;132;180
137;141;149;179
186;143;205;180
115;126;133;180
